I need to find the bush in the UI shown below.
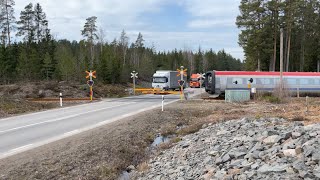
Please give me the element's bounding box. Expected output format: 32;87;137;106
263;95;281;103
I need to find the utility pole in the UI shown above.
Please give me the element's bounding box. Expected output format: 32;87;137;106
280;28;284;97
317;60;320;72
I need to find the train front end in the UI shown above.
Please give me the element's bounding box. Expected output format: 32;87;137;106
204;71;215;94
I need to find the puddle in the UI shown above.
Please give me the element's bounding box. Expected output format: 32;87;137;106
151;134;171;146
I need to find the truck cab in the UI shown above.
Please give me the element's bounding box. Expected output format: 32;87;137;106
152;71;170;90
152;70;186;90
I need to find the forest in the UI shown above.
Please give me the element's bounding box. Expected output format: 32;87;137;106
237;0;320;72
0;1;242;85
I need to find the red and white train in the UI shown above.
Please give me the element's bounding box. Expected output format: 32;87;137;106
204;71;320;95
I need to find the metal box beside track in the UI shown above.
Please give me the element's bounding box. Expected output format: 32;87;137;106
225;90;250;103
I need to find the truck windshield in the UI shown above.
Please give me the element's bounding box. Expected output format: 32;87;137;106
153;77;167;83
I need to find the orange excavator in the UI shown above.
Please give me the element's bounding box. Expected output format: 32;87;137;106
189;74;203;88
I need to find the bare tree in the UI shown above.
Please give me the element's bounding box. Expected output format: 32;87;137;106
119;29;129;66
97;27;106;56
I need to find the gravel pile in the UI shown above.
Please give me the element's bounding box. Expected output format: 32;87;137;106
136;118;320;180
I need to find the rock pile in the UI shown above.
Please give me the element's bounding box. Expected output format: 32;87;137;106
136;118;320;180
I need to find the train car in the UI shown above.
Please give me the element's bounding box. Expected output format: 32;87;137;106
204;71;320;95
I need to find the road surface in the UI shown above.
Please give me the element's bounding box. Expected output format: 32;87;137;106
0;88;202;159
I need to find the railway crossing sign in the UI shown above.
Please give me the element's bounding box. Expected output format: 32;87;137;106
87;80;94;87
86;70;96;79
177;68;187;77
131;71;138;79
178;80;185;86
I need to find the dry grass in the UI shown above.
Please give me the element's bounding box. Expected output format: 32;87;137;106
137;162;149;172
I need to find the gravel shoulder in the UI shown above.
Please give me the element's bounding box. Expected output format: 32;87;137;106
0;97;320;179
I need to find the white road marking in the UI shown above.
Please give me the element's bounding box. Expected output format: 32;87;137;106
0;102;135;134
0;98;122;123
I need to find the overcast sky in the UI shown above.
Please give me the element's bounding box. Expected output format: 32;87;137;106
15;0;243;60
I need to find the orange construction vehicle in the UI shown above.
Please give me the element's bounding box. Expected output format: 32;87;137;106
189;73;203;88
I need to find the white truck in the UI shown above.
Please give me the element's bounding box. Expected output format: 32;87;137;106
152;70;187;90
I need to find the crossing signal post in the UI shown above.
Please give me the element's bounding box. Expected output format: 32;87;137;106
131;71;138;95
86;70;96;101
177;66;187;100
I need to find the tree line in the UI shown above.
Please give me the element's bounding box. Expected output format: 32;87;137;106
0;1;242;85
237;0;320;72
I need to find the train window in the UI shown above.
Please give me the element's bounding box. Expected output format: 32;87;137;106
299;79;314;85
215;77;220;85
265;78;274;84
256;78;263;84
285;78;297;85
315;79;320;84
228;78;243;84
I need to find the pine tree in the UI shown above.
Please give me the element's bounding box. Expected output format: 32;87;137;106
81;16;98;69
16;3;35;43
0;0;15;46
34;3;48;43
42;52;53;80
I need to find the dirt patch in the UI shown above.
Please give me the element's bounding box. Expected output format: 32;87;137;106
0;98;319;179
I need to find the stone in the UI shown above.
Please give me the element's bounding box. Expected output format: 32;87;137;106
126;165;135;172
282;138;298;150
214;170;226;179
295;146;303;155
292;160;307;171
208;151;219;156
252;151;261;159
245;171;255;178
257;164;288;173
217;130;229;136
292;132;302;139
312;152;320;162
309;132;318;137
227;168;241;175
313;165;320;178
286;166;295;174
250;162;260;170
238;174;247;180
222;154;231;163
203;156;211;164
282;132;292;140
303;146;315;157
181;143;189;149
229;159;244;168
263;135;282;145
228;150;246;159
215;157;223;165
283;149;297;157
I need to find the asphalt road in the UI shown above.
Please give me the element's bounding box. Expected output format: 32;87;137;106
0;88;202;159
